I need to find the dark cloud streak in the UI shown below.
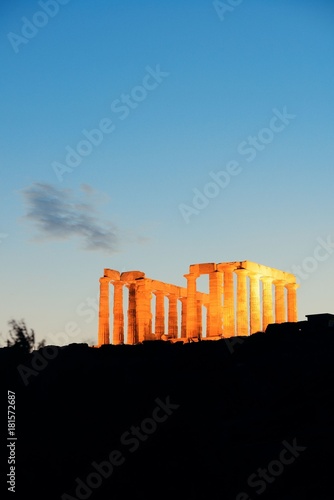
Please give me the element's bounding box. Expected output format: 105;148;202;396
21;183;119;254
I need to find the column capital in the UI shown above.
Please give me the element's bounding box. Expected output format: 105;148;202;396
111;280;123;287
99;276;110;284
285;282;300;290
234;267;248;275
184;273;199;280
261;275;274;284
248;272;261;279
273;279;286;287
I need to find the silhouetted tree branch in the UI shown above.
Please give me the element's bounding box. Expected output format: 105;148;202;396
4;319;45;352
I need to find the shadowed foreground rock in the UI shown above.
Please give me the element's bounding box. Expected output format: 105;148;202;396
2;326;334;500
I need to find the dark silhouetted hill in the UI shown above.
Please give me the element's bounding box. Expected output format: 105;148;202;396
2;325;334;499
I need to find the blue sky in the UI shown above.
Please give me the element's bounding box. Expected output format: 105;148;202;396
1;0;334;345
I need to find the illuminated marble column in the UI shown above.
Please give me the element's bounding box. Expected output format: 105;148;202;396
262;276;274;331
98;277;110;345
168;293;178;339
112;281;124;344
197;299;203;337
154;290;165;339
221;266;235;337
127;283;136;344
208;271;223;337
184;273;198;339
235;268;248;336
203;303;209;337
249;273;261;333
286;283;299;322
180;297;187;338
136;280;152;342
274;280;286;324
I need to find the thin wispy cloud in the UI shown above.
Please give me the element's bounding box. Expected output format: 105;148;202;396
21;183;120;254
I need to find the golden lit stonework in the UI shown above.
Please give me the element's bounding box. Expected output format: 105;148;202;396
98;261;299;345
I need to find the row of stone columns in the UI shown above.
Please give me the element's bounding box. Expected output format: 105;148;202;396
98;266;299;345
184;267;299;339
98;278;195;346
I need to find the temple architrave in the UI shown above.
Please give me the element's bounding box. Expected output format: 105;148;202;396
97;261;299;346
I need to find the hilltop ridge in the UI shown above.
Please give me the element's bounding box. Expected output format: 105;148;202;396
2;324;334;499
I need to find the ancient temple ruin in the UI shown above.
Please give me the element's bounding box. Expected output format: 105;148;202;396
97;261;299;345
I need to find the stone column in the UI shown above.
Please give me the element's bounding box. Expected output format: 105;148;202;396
98;277;110;345
249;273;261;334
180;297;187;338
203;303;209;337
168;293;178;339
221;266;235;337
127;283;136;344
154;290;165;339
286;283;299;322
197;298;203;338
136;280;152;342
208;271;223;337
235;268;248;336
262;276;274;331
184;273;198;339
274;280;286;324
112;281;124;344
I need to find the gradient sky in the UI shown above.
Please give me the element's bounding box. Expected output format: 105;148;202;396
1;0;334;346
